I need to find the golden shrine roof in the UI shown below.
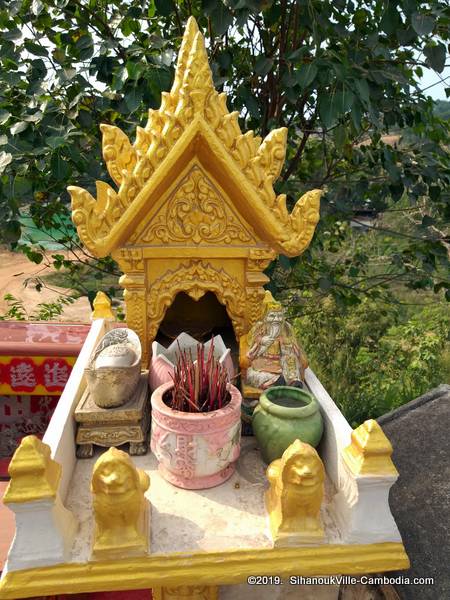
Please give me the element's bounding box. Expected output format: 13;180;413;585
69;17;321;258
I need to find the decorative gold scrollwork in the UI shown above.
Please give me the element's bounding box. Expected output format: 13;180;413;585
68;17;320;259
140;166;254;245
146;261;246;342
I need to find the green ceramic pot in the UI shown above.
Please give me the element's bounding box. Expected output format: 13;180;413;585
252;386;323;464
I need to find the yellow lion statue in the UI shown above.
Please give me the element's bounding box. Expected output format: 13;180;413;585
91;447;150;557
266;439;325;544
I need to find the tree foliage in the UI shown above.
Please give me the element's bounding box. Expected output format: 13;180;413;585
295;297;450;425
0;0;449;306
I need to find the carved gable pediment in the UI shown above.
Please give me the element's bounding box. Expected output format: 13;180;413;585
68;17;323;360
69;17;321;259
133;164;257;246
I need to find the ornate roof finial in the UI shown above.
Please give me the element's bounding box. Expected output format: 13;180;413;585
69;17;321;259
342;420;397;476
3;435;61;504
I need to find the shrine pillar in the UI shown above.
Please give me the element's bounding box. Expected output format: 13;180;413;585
113;248;148;364
2;435;77;571
332;420;402;543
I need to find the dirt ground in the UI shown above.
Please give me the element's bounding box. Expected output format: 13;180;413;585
0;247;91;322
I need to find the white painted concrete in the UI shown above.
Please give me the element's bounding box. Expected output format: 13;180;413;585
1;348;402;575
332;460;402;544
304;368;352;488
64;438;341;563
4;494;77;572
43;318;109;500
305;368;402;544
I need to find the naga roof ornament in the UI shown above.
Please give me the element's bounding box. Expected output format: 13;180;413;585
69;17;321;258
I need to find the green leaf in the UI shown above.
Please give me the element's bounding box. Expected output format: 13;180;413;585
126;61;145;80
333;124;347;152
76;34;94;60
424;43;446;74
155;0;174;17
255;56;273;77
0;110;11;125
3;28;22;41
32;0;44;16
13;176;32;197
24;40;48;57
296;63;318;89
50;152;70;180
22;110;43;123
411;12;435;36
10;121;28;135
112;66;128;91
380;4;401;36
210;3;233;35
319;88;354;128
334;89;355;114
53;48;66;64
124;87;143;112
0;151;12;174
353;79;370;106
47;136;66;149
287;47;307;62
318;94;335;128
318;276;332;291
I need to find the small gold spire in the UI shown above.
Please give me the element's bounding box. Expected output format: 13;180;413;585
342;419;397;476
3;436;61;504
170;16;199;99
91;291;115;321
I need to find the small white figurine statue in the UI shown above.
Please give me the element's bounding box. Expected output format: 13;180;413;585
244;292;307;390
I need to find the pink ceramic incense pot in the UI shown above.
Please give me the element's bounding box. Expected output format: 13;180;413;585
150;381;242;489
149;332;234;392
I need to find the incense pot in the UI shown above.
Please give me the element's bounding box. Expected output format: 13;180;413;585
150;381;242;489
149;332;234;391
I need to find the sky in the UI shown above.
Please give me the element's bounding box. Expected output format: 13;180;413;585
419;66;450;100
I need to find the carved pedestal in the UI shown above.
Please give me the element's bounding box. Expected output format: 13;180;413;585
75;373;150;457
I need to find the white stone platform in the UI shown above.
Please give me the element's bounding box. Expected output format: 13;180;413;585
66;437;341;563
0;320;408;600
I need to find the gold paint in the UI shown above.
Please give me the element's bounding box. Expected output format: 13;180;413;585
0;543;410;599
3;435;61;504
262;290;282;311
144;259;247;343
153;586;218;600
91;447;150;558
91;291;115;320
75;373;150;458
139;165;255;245
342;419;398;476
266;440;325;544
69;17;321;355
68;18;320;256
